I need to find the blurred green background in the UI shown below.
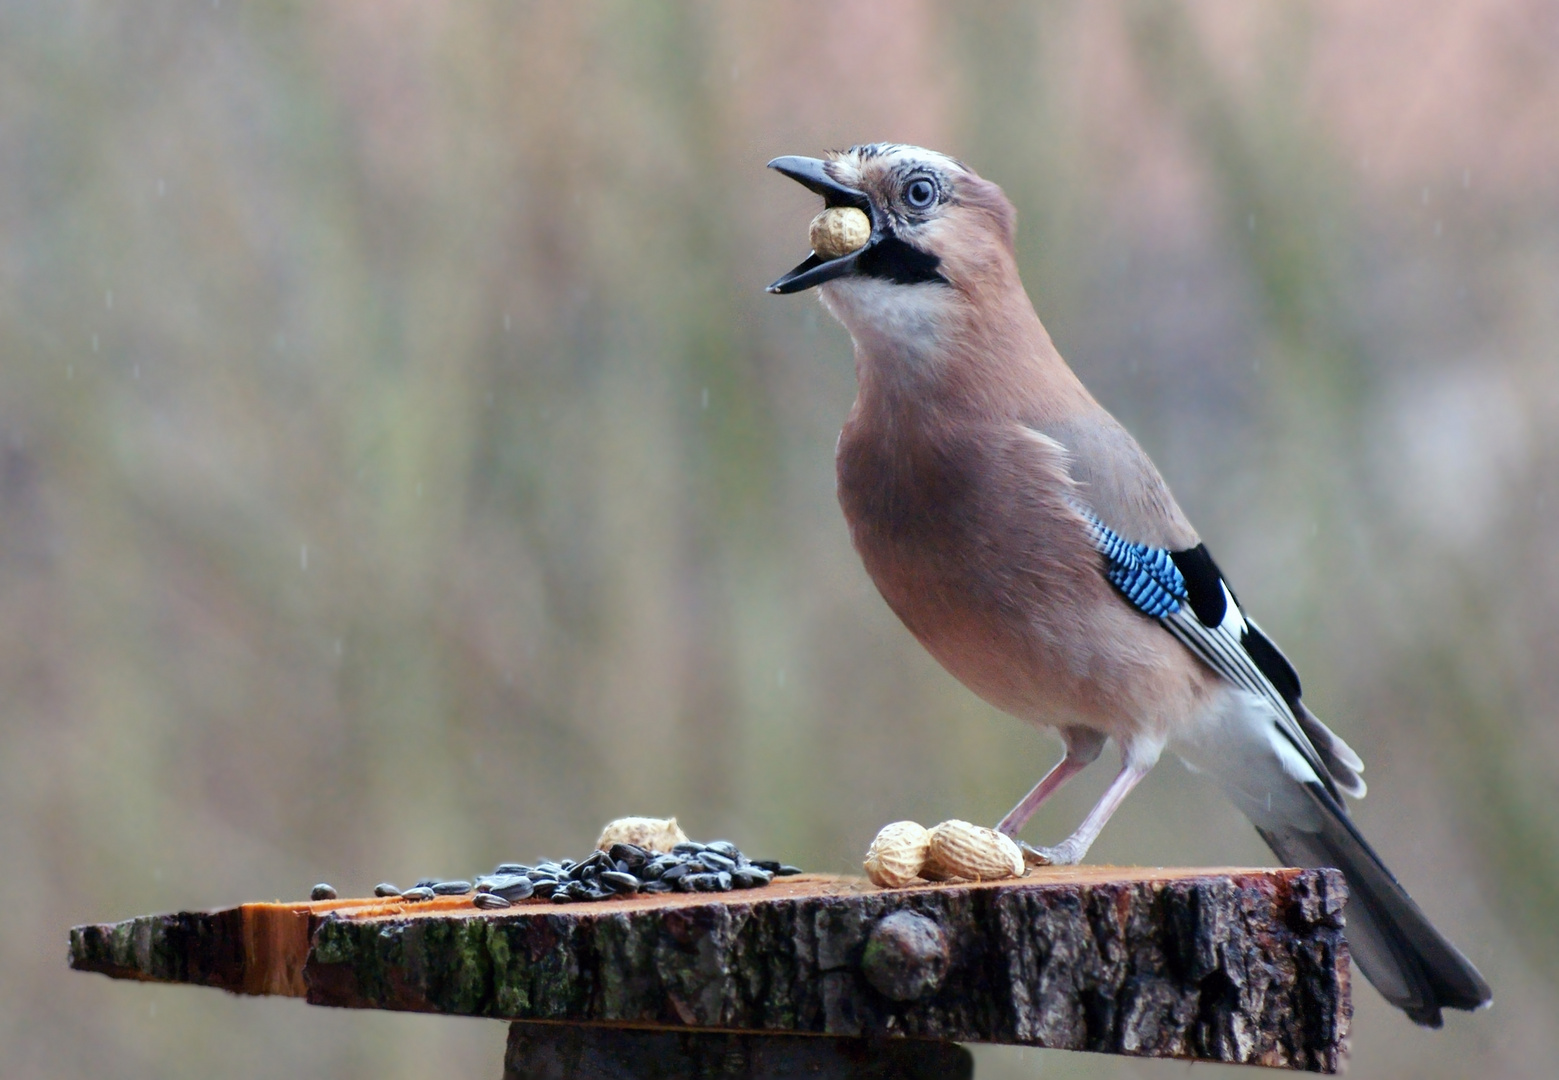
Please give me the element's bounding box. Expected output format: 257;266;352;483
4;1;1557;1077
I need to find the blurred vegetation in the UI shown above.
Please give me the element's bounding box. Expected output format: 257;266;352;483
2;2;1556;1078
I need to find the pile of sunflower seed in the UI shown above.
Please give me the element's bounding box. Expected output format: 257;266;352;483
312;840;801;910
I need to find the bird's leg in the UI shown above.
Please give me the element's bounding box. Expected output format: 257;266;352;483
996;727;1107;837
1018;741;1160;867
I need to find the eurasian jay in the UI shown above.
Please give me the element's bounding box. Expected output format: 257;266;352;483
766;143;1491;1027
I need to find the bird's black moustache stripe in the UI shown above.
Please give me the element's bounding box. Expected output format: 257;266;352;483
856;235;948;287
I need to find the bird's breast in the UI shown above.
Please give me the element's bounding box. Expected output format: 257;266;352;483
835;411;1201;735
835;414;1055;695
836;414;976;549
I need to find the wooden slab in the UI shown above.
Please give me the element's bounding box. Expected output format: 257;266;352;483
69;867;1350;1072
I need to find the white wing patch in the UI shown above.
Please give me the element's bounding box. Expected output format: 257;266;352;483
1160;587;1338;798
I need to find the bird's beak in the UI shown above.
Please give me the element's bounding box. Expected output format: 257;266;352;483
765;156;878;295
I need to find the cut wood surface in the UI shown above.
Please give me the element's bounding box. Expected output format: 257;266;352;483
69;866;1351;1072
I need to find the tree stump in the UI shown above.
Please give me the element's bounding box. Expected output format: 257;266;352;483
69;866;1351;1073
500;1023;976;1080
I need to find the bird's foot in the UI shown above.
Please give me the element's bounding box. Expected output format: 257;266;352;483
1018;840;1081;867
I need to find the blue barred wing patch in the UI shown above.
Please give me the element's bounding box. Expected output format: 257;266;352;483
1079;511;1187;618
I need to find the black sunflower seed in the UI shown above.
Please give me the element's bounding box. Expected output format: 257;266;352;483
568;852;609;881
473;892;511;910
641;855;678;880
495;863;529;875
671;842;706;856
600;871;640;894
608;843;650;870
310;884;337;901
698;851;736;872
705;841;741;861
374;882;403;898
731;867;773;889
432;880;472;895
495;878;535;902
684;872;731;892
401;886;435;902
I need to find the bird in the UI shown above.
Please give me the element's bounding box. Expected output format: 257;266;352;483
765;143;1491;1028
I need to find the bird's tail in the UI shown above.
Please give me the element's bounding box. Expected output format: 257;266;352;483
1255;781;1491;1027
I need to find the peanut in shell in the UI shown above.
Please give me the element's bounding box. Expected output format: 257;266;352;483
596;816;690;854
809;206;871;260
863;820;932;888
923;819;1025;882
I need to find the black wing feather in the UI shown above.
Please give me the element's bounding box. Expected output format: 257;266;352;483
1168;544;1227;626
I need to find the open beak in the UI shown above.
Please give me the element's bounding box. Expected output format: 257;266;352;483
765;156;877;295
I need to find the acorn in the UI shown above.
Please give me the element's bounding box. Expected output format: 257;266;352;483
923;820;1024;882
864;820;932;888
595;816;690;854
809;206;871;260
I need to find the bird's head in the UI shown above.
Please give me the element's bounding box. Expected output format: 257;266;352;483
766;144;1017;295
766;144;1022;361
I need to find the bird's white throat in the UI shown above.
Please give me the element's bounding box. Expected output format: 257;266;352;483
819;277;954;376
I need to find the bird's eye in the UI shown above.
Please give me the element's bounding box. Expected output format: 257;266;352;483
904;177;937;210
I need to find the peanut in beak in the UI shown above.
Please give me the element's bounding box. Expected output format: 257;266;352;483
808;206;871;260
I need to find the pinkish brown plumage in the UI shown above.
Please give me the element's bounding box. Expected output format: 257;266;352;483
767;143;1489;1028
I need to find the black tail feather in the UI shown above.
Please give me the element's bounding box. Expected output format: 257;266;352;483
1256;781;1491;1027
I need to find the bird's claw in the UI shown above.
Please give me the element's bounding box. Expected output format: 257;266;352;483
1019;841;1054;867
1018;840;1079;867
